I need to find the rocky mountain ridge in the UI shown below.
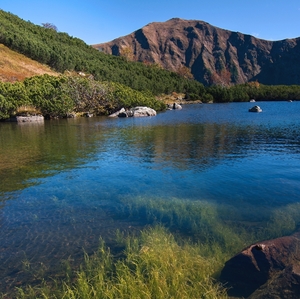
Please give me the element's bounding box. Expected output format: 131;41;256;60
93;18;300;85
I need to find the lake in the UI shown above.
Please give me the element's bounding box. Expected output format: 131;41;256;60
1;101;300;293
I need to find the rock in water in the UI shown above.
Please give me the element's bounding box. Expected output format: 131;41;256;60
249;105;262;112
131;106;156;117
109;107;156;118
109;108;125;117
220;233;300;298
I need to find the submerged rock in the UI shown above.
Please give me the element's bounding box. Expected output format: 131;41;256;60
220;233;300;298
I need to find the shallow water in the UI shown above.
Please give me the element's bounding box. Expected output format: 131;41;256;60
1;101;300;292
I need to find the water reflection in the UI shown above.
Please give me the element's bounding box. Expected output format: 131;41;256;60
0;118;109;194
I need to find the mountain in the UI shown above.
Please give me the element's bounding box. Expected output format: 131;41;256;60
0;10;205;97
93;18;300;86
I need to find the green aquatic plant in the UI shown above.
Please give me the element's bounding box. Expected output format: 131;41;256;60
259;203;300;240
15;226;227;299
118;197;300;258
119;196;253;256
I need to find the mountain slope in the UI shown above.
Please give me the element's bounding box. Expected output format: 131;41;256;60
0;43;58;82
93;18;300;85
0;10;205;97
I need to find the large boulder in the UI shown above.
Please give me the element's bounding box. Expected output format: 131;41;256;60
131;106;156;117
220;233;300;298
109;108;125;117
109;106;157;118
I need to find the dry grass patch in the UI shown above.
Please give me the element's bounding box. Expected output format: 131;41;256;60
0;44;58;82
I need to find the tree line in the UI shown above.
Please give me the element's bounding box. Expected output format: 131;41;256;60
207;82;300;103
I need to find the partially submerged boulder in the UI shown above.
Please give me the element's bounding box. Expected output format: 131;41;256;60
131;106;156;117
220;233;300;298
10;115;44;123
109;107;156;118
249;105;262;112
109;108;125;117
118;110;134;117
167;102;183;110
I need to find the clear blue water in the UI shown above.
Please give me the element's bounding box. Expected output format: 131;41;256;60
1;101;300;291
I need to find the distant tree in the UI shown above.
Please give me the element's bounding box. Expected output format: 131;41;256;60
42;23;58;31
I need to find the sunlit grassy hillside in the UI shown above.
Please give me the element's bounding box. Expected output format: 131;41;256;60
0;43;58;82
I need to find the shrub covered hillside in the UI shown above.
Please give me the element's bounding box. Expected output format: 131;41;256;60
0;10;205;98
0;74;166;119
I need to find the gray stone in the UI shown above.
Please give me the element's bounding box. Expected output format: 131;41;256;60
111;107;156;117
10;115;44;123
118;110;134;117
172;103;182;110
249;105;262;112
131;106;156;117
109;108;125;117
84;112;93;117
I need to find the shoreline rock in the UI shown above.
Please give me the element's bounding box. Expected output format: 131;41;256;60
220;232;300;298
9;115;44;123
109;106;156;117
167;102;183;110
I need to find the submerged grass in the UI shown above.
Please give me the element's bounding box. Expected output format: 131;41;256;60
15;226;227;299
10;197;300;298
119;196;300;253
118;197;254;257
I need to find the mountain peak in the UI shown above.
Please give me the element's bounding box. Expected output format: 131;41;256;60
93;19;300;85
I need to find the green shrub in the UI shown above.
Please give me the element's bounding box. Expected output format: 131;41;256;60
0;94;14;119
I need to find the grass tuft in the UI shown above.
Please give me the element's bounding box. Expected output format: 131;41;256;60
16;105;42;116
15;226;228;299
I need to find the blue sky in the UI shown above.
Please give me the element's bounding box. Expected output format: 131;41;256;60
1;0;300;44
